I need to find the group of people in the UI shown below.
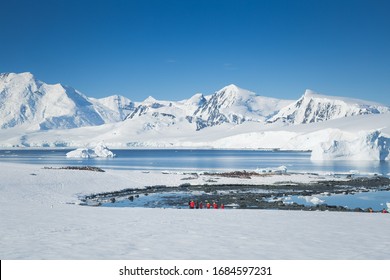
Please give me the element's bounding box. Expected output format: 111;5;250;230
189;200;224;209
368;208;389;213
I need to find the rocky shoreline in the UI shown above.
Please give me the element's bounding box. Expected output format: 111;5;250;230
81;176;390;212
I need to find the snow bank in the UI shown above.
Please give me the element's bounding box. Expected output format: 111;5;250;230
66;143;115;158
311;130;390;161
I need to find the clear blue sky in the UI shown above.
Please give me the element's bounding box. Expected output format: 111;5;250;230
1;0;389;104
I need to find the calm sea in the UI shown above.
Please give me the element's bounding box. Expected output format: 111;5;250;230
0;149;389;176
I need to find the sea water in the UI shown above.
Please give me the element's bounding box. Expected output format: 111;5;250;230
1;149;389;175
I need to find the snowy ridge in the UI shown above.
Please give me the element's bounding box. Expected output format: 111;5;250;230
268;89;390;124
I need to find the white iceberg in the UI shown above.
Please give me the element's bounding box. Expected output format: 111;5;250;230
93;143;116;157
66;148;96;158
66;143;115;158
303;196;325;205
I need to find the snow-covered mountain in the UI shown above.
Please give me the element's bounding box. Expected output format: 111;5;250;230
193;84;292;130
1;72;293;132
123;95;200;132
123;84;293;131
3;72;388;134
0;72;132;130
268;89;390;124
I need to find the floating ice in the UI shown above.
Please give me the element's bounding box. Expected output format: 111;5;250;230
66;143;115;158
303;196;325;205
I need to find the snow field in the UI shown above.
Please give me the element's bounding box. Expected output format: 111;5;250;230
1;162;390;259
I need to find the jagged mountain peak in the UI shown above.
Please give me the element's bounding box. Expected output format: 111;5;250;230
143;96;158;103
0;72;39;90
1;71;35;81
219;83;240;92
182;93;206;106
303;89;317;97
216;84;254;97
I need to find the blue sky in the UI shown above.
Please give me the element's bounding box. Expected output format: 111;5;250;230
1;0;389;104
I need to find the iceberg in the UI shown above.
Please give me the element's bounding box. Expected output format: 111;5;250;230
93;143;116;157
66;148;96;158
66;143;115;158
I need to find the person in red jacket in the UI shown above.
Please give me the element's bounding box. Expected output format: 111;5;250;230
382;208;388;213
199;201;203;209
221;203;225;209
206;201;211;209
213;201;218;209
189;200;195;209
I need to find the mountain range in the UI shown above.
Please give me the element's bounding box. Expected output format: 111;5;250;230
1;72;390;160
1;72;388;131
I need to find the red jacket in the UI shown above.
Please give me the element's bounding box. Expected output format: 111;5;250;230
189;201;195;209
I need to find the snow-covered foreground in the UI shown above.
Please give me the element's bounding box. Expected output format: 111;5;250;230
1;162;390;260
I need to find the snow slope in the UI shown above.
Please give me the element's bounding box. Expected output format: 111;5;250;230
1;161;389;260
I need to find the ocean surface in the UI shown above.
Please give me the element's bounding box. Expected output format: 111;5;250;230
0;149;389;176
